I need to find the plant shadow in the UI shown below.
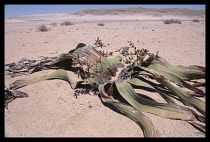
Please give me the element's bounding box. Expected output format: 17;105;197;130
73;83;92;98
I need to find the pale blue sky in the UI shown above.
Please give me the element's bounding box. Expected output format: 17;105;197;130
5;4;205;18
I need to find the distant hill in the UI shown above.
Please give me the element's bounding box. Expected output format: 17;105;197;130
5;7;205;22
73;7;205;17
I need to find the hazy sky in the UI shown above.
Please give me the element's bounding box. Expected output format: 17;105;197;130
5;4;205;18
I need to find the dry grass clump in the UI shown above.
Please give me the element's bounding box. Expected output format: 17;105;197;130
60;21;74;26
97;23;105;26
192;19;200;22
38;24;49;32
163;19;182;24
50;22;57;26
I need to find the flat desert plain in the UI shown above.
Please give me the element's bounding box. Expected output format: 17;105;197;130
5;13;205;137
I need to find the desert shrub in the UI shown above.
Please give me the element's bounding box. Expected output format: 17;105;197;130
97;23;105;26
163;19;182;24
61;21;74;26
163;20;172;24
50;22;57;26
171;19;182;24
38;24;49;32
192;19;200;22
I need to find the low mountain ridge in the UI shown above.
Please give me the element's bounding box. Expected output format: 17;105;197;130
6;7;205;21
73;7;205;17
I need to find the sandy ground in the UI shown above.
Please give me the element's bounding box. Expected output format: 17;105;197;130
4;15;205;137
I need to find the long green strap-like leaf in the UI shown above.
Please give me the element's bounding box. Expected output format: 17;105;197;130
158;71;205;97
98;84;154;137
135;64;205;97
86;56;123;85
49;53;74;65
11;69;77;89
140;67;205;117
49;43;87;66
110;101;154;137
115;82;196;121
89;56;123;73
155;77;205;117
141;56;205;81
127;78;177;105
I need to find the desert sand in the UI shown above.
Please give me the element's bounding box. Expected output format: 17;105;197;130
5;9;205;137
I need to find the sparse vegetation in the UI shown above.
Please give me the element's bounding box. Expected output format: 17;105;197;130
38;24;49;32
60;21;74;26
50;22;57;26
192;19;200;22
97;23;105;26
163;19;182;24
